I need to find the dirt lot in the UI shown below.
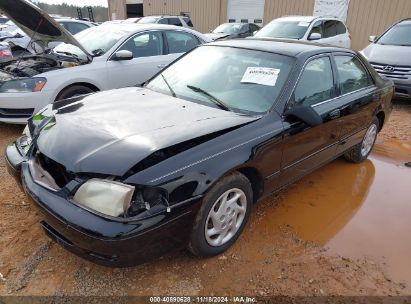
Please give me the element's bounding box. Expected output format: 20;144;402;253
0;101;410;297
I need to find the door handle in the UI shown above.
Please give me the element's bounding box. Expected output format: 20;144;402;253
157;64;166;69
329;109;341;120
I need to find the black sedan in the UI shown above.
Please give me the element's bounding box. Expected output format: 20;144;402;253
5;39;393;266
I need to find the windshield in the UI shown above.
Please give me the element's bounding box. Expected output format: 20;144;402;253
53;25;133;60
255;20;310;39
213;24;242;34
146;46;294;114
377;23;411;46
137;17;160;24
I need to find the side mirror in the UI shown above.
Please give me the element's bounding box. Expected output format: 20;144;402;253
253;30;258;36
113;50;133;61
308;32;322;41
284;106;323;127
368;35;376;42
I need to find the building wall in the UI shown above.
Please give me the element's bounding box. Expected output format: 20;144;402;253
143;0;225;32
110;0;411;50
108;0;127;20
263;0;315;23
346;0;411;50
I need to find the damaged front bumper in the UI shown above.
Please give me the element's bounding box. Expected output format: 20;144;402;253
5;141;200;267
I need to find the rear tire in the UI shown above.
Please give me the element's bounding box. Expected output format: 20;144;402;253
188;172;253;257
344;117;379;163
56;85;95;101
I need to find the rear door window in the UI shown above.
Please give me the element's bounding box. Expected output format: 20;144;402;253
334;55;372;94
168;18;183;26
165;31;199;54
323;20;337;38
293;57;335;106
158;18;169;24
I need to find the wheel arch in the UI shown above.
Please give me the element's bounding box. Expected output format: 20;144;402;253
376;110;385;132
54;82;101;101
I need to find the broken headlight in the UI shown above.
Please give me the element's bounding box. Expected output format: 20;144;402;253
73;179;169;218
0;77;47;93
73;179;135;217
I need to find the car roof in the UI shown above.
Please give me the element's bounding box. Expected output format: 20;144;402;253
398;18;411;25
208;38;352;57
273;16;317;23
97;23;205;38
271;15;343;23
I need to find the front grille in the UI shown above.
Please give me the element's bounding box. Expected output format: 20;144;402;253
370;62;411;80
0;108;34;119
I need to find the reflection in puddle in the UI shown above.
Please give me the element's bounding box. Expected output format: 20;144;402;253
263;141;411;290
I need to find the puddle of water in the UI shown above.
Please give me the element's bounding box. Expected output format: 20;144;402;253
259;141;411;290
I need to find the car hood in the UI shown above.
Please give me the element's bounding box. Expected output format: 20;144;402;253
362;43;411;65
204;33;232;41
33;88;259;177
0;0;92;59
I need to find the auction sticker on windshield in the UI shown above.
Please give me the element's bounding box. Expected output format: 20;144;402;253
241;67;280;86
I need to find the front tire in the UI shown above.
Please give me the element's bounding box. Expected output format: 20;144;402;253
188;172;253;257
344;117;379;163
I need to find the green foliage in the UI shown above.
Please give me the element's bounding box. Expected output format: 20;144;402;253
34;2;108;22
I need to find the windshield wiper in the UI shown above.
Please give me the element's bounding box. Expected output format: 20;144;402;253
161;73;176;97
187;85;231;112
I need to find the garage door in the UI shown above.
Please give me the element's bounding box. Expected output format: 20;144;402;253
227;0;265;25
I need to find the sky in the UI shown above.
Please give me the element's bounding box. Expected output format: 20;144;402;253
33;0;108;7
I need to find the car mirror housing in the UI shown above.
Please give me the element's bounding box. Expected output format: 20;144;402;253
114;50;133;61
308;33;322;41
368;35;377;43
253;30;258;36
284;106;323;127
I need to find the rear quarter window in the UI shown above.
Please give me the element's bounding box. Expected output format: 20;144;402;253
336;21;347;35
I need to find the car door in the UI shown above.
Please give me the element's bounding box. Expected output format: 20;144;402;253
279;55;342;187
162;30;202;64
105;31;168;88
330;53;380;155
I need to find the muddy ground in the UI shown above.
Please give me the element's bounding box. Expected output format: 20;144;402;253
0;101;410;297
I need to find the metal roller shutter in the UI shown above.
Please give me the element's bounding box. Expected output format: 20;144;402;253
227;0;265;25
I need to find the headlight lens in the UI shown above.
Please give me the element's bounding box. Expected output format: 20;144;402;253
73;179;135;217
0;77;47;93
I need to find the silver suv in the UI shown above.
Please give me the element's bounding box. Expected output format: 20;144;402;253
361;19;411;99
138;15;194;29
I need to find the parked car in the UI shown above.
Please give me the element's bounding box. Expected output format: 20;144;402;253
361;18;411;99
0;0;209;124
254;16;351;48
205;22;260;41
138;15;194;29
6;38;393;266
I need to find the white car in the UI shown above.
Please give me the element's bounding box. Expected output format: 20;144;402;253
138;15;194;29
254;16;351;48
0;0;209;124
